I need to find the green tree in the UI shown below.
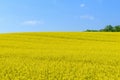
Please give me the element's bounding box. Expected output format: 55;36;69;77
85;25;120;32
102;25;114;32
114;25;120;32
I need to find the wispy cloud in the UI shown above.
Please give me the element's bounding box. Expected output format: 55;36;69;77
80;3;85;8
22;20;44;26
80;15;95;20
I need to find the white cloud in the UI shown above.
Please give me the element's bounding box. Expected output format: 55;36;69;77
80;4;85;8
22;20;44;26
80;15;95;20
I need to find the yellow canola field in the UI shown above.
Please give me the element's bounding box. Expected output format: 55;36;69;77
0;32;120;80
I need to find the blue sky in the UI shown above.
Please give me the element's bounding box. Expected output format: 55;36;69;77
0;0;120;32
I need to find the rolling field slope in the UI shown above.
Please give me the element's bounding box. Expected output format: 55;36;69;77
0;32;120;80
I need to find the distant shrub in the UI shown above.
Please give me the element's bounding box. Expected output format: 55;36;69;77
85;25;120;32
85;29;99;32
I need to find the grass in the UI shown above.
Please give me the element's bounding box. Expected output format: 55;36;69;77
0;32;120;80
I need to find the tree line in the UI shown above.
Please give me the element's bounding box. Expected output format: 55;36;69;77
85;25;120;32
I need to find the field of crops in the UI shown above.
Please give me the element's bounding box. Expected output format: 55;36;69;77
0;32;120;80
